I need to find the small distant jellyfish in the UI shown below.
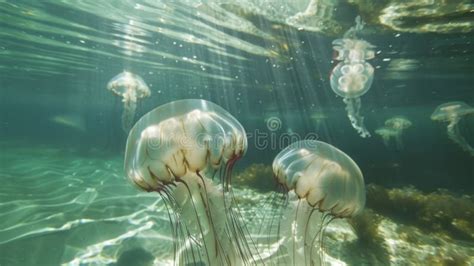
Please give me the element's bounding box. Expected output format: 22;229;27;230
107;71;151;132
330;16;375;138
431;101;474;156
385;116;412;132
375;126;403;149
310;111;328;131
124;99;257;265
376;116;412;149
270;140;365;265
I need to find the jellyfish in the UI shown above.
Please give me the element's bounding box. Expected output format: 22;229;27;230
385;116;412;132
310;111;328;131
330;16;375;138
377;116;412;149
330;62;374;137
431;101;474;156
269;140;365;265
107;71;151;132
124;99;257;265
375;126;403;149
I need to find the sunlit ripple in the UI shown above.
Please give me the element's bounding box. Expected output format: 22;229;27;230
0;143;171;264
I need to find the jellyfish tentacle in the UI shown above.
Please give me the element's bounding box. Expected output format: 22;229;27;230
291;199;300;266
122;92;137;132
447;118;474;156
259;189;287;262
221;169;257;265
309;212;327;265
343;97;371;138
318;215;336;265
195;172;234;265
178;177;224;265
160;191;179;264
382;135;390;147
303;208;316;266
394;134;404;150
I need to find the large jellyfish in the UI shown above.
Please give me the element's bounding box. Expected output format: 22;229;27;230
107;71;151;132
270;140;365;265
124;99;257;265
431;101;474;156
330;16;375;138
376;116;412;149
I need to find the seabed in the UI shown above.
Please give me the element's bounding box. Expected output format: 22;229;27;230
0;142;472;265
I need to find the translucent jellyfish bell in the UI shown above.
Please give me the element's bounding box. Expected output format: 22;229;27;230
431;101;474;156
271;140;365;265
385;116;412;131
329;16;375;138
124;99;255;265
107;71;150;132
273;140;365;216
330;62;374;98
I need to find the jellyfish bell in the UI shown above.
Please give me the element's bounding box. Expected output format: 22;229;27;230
384;116;412;131
107;71;151;132
124;99;255;265
330;62;374;99
270;140;365;265
431;101;474;122
273;140;365;217
375;126;398;142
431;101;474;156
107;71;150;98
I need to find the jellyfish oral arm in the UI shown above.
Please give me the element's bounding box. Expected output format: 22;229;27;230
276;195;326;266
394;133;404;150
293;199;322;266
447;118;474;156
382;135;391;147
121;90;138;132
172;174;238;265
185;176;224;264
343;97;371;138
343;15;364;39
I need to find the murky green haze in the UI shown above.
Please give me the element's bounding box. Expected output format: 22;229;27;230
0;0;473;265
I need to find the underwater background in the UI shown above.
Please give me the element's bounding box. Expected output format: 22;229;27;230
0;0;473;265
